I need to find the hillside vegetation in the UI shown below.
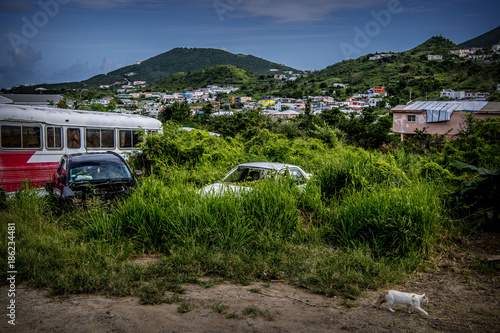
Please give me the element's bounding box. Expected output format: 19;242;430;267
14;48;298;91
148;65;257;92
5;33;500;104
305;36;500;102
459;25;500;48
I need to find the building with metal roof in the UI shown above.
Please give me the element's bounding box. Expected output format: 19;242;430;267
0;94;64;106
392;101;500;140
0;96;13;104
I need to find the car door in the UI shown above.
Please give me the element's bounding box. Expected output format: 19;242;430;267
52;156;68;194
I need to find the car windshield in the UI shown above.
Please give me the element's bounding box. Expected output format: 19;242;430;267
223;167;276;183
69;158;132;182
222;166;307;185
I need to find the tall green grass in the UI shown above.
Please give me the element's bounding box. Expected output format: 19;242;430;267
320;183;443;262
82;176;307;253
1;131;457;299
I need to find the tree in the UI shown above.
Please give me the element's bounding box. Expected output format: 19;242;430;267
90;103;106;112
106;99;118;112
56;99;69;109
86;87;97;102
160;102;192;123
320;107;346;127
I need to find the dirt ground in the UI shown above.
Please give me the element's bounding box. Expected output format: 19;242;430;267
2;231;499;333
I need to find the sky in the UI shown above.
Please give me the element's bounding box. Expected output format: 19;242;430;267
0;0;498;89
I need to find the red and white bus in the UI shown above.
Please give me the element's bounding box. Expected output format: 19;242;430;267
0;104;162;192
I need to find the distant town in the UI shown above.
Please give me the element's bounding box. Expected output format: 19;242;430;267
1;82;497;121
1;42;499;121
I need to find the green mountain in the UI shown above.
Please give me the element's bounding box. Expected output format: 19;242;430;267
74;48;296;88
409;35;457;53
459;26;500;48
148;65;257;92
4;48;298;92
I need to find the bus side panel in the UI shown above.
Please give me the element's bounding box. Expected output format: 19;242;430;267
0;151;59;192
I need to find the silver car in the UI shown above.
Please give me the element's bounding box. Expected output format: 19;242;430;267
200;162;311;195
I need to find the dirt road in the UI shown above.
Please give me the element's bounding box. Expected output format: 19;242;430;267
2;232;499;332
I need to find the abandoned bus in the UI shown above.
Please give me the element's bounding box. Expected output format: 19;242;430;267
0;104;162;192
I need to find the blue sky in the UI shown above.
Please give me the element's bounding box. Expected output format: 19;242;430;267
0;0;498;89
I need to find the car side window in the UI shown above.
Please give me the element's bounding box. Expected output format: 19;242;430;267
289;168;306;184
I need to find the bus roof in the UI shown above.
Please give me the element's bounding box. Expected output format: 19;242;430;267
0;104;162;130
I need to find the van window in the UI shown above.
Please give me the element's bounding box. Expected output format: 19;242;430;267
67;128;81;149
86;128;115;148
119;129;142;149
1;125;41;149
46;126;62;149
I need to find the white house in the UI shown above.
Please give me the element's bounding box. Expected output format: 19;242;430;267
428;55;443;60
440;89;465;100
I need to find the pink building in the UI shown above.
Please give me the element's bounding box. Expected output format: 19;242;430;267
392;101;500;141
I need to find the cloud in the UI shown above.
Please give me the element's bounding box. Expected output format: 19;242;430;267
68;0;176;9
0;45;42;88
49;57;122;82
230;0;389;22
9;45;42;72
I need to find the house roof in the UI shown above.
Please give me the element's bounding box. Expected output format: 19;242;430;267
478;102;500;112
0;94;64;105
404;101;488;112
392;101;498;113
0;96;13;104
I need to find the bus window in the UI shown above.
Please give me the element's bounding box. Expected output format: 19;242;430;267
46;126;62;149
0;125;41;149
119;129;142;148
67;128;81;149
86;128;115;148
101;129;114;148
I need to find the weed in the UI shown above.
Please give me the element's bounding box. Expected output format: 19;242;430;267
164;294;183;304
226;312;240;319
243;305;274;321
341;299;360;309
138;283;164;305
197;277;224;288
212;301;229;314
177;301;196;313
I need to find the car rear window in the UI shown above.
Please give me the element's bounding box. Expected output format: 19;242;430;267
69;156;132;182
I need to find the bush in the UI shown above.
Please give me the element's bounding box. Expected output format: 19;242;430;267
444;115;500;168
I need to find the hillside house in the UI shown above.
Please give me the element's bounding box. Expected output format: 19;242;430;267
368;53;394;61
367;86;386;97
450;48;482;57
465;92;491;100
392;101;500;141
440;89;465;99
267;110;301;119
427;55;443;60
